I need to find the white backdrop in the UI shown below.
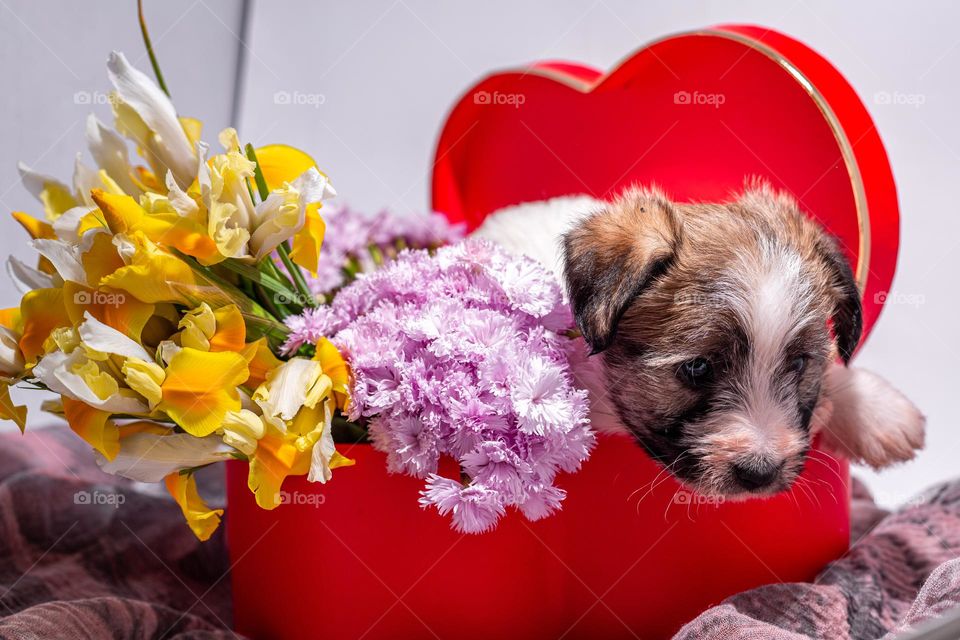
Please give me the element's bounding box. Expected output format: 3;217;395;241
2;0;958;506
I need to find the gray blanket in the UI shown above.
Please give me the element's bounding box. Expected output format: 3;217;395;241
0;427;956;639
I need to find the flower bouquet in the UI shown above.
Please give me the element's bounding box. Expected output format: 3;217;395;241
0;20;595;541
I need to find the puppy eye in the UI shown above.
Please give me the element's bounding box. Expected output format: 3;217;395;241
790;355;808;374
678;357;712;386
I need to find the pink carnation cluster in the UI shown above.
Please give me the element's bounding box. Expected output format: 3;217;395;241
289;240;594;533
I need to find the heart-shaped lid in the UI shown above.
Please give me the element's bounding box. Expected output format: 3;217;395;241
432;24;899;352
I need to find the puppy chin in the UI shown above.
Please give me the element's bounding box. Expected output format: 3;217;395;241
681;467;801;501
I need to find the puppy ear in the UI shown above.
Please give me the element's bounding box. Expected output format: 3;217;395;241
562;189;682;354
816;236;862;364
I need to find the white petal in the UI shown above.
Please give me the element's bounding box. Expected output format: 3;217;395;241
292;168;336;204
30;238;86;283
157;339;181;365
250;190;303;261
86;114;138;196
308;402;336;484
18;162;74;202
72;154;99;206
165;170;199;218
255;358;321;427
196;141;211;199
96;431;233;482
78;311;151;361
6;256;54;293
106;51;195;187
33;350;148;414
0;327;24;376
52;205;98;242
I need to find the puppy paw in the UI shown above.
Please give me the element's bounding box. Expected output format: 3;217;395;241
818;364;926;469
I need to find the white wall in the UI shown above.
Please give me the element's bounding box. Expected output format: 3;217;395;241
3;0;958;507
0;0;245;415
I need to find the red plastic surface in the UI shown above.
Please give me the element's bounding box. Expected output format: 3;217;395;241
229;25;898;639
228;438;848;639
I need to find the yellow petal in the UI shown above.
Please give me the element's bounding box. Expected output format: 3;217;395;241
63;397;119;460
179;117;203;151
79;230;125;285
19;288;71;365
247;428;311;510
159;347;248;436
209;304;246;353
122;359;165;408
165;471;223;542
91;189;220;264
240;337;282;389
330;450;355;470
134;166;161;193
178;303;216;350
41;186;77;219
314;337;350;411
222;409;265;456
14;211;58;276
11;211;55;240
0;384;27;433
290;202;325;276
0;308;23;333
63;282;155;345
289;399;329;442
254;144;319;192
99;233;207;305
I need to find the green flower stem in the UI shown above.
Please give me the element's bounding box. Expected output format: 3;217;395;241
137;0;171;98
244;143;270;200
243;143;317;309
261;256;304;314
276;242;317;308
219;257;300;308
254;282;286;322
174;250;288;333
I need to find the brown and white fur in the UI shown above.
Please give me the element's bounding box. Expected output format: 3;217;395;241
474;184;924;498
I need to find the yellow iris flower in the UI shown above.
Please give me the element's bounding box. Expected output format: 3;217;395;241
245;342;354;509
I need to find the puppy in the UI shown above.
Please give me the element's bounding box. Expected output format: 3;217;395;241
474;184;924;498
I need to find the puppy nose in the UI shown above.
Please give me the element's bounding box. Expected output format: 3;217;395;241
732;462;782;491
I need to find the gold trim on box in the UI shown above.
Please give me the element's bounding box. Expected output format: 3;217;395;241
504;28;871;292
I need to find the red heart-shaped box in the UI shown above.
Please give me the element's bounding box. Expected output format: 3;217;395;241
228;25;898;639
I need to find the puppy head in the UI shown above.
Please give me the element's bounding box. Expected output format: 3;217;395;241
562;184;861;497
